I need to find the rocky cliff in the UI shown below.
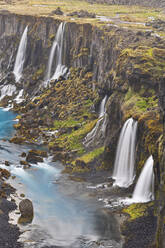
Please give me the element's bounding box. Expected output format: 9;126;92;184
0;11;164;247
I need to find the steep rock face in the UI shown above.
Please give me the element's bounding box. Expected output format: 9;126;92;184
0;13;163;172
156;77;165;248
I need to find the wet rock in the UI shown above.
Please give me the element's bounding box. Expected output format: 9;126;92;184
18;215;33;225
28;149;48;158
19;199;33;218
26;149;47;164
10;136;25;144
26;153;43;164
20;160;31;168
0;168;10;179
21;152;26;157
20;193;25;198
4;161;10;166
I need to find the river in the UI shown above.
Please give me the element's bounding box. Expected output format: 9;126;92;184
0;108;122;248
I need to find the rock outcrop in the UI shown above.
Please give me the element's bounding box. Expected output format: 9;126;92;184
19;199;33;218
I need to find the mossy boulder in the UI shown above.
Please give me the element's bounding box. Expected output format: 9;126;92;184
0;168;10;179
26;151;44;164
10;136;26;144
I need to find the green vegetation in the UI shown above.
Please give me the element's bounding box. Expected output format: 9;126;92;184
123;87;158;119
120;47;165;81
73;146;104;164
55;119;98;154
123;202;154;220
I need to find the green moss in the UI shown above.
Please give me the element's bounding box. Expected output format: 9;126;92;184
123;202;154;221
73;146;104;164
119;47;165;83
56;119;98;154
123;87;158;119
54;118;80;129
32;66;45;80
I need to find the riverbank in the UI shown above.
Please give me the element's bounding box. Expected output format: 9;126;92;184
0;174;22;248
0;109;124;248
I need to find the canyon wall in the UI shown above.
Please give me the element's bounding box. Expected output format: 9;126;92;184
0;12;164;247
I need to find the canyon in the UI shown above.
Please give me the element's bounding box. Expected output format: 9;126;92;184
0;1;164;247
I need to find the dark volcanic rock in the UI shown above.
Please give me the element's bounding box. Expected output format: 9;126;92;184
26;153;43;164
122;211;157;248
67;10;96;18
50;7;63;16
0;199;22;248
26;149;47;164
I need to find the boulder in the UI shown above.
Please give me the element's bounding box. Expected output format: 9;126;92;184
20;160;31;168
5;161;10;166
51;7;63;15
28;149;48;158
26;149;47;164
21;152;26;157
0;168;11;179
26;153;43;164
19;199;33;218
10;136;25;144
67;10;96;18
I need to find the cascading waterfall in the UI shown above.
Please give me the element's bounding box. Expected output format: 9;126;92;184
132;155;154;203
45;40;58;82
13;26;28;83
44;22;67;86
112;118;138;188
83;95;107;147
0;84;16;101
99;95;107;118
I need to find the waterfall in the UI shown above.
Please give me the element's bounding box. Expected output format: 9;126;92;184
132;155;154;203
83;95;107;147
45;40;58;82
13;26;28;83
99;95;107;118
14;89;24;103
0;84;16;100
44;22;67;86
112;118;138;188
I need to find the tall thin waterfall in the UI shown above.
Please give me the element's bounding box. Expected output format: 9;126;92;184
132;155;154;203
44;22;67;85
83;95;107;147
112;118;138;188
13;26;28;83
99;95;107;118
45;40;58;82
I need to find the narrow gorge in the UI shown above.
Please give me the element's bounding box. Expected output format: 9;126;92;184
0;1;164;248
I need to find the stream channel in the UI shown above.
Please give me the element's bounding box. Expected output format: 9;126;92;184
0;108;122;248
